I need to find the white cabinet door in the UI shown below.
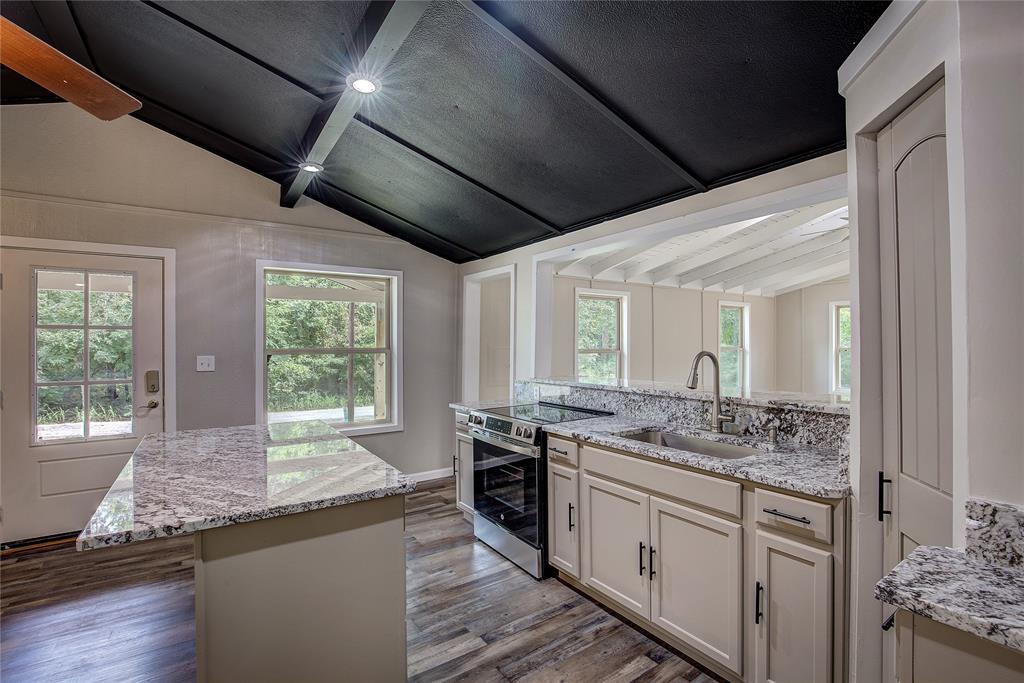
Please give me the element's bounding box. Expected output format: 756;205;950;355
755;530;832;683
581;473;650;619
650;496;743;674
547;462;580;578
455;432;474;514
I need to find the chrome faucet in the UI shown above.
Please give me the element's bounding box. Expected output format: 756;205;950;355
686;351;735;433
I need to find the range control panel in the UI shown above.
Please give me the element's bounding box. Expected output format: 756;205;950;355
485;416;512;435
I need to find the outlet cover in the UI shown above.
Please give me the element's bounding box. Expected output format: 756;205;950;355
196;355;216;372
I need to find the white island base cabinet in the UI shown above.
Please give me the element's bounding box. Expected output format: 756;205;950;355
454;413;474;520
193;495;407;682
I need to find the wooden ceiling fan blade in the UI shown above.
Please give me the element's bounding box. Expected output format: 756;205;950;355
1;16;140;121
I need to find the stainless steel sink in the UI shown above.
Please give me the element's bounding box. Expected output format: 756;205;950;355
619;431;762;459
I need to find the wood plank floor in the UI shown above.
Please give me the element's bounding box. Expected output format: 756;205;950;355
2;478;720;682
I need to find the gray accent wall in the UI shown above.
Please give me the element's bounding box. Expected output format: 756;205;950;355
0;103;459;476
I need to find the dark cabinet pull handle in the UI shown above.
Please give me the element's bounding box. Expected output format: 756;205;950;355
878;471;893;522
881;611;896;631
639;542;646;576
755;581;764;624
649;546;656;579
568;503;575;531
550;447;568;456
762;508;812;525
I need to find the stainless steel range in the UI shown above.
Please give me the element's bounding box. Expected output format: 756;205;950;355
467;402;611;578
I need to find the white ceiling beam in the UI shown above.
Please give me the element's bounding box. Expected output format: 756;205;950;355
622;216;766;281
703;228;850;288
590;242;664;279
733;247;850;292
768;261;852;296
660;200;848;285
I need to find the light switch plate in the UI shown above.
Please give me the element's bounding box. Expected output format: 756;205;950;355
196;355;216;372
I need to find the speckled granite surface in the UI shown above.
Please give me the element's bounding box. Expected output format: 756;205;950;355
544;415;849;498
515;379;850;451
967;498;1024;568
521;377;851;415
875;545;1024;653
77;421;415;550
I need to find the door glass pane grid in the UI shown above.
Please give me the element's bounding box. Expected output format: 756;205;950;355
719;304;746;397
32;268;136;443
264;270;392;427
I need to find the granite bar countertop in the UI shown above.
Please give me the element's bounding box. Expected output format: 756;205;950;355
77;421;415;550
527;377;851;415
544;415;849;498
875;545;1024;653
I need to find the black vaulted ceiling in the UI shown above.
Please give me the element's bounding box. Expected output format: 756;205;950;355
1;1;889;263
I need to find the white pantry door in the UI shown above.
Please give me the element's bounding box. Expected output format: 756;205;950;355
1;247;164;542
878;81;954;680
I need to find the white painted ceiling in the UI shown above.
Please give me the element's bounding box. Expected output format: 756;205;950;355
554;200;850;297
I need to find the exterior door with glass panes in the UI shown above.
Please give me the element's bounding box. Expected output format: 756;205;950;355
0;248;164;542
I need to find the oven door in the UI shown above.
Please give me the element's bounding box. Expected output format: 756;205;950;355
471;428;541;547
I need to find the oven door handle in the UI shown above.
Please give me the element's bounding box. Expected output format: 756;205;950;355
469;427;540;458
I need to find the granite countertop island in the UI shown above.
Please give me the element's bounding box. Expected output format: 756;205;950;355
78;420;416;549
78;420;414;682
451;400;849;499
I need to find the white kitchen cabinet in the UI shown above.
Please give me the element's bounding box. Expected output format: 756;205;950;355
581;473;651;619
755;530;832;683
454;431;474;516
650;496;743;674
547;462;580;579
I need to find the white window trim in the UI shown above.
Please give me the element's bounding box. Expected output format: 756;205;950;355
717;300;750;395
255;260;403;437
830;300;852;395
574;287;629;381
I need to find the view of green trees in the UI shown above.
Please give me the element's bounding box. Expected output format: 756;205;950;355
264;272;386;421
36;280;134;427
718;305;743;396
837;304;852;391
576;296;619;381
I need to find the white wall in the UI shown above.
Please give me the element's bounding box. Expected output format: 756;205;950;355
550;276;776;389
0;103;459;476
478;276;511;401
775;281;850;394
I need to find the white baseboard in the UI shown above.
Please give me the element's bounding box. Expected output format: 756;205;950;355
406;466;455;483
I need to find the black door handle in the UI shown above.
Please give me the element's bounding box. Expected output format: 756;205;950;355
878;471;893;522
881;611;896;631
568;503;575;531
639;542;646;576
649;546;656;579
755;581;764;624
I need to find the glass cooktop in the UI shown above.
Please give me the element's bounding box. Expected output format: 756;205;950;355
480;403;611;425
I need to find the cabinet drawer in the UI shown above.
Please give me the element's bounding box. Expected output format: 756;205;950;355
547;437;579;467
581;445;741;518
454;411;469;432
755;489;832;543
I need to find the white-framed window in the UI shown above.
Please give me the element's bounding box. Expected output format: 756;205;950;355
574;288;627;382
718;301;749;397
32;268;137;443
830;301;852;395
257;262;403;436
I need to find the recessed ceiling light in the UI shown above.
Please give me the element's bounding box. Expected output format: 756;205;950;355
346;74;380;94
299;162;323;173
351;78;377;94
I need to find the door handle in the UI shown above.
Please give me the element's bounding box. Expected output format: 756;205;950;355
649;546;656;579
568;503;575;531
639;541;646;576
878;471;893;522
881;610;896;631
755;581;764;624
136;400;160;410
